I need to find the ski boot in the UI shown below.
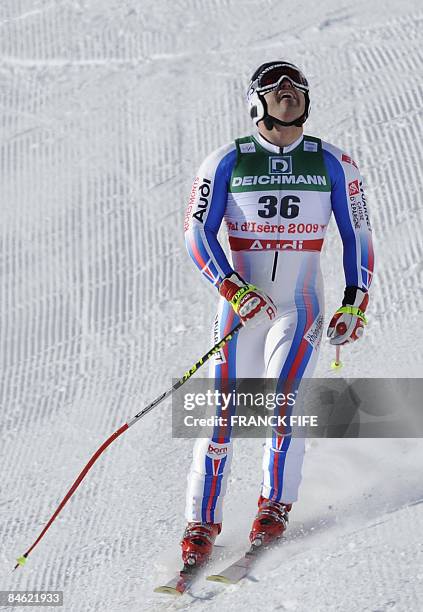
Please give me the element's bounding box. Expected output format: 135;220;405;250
181;522;221;568
249;495;292;548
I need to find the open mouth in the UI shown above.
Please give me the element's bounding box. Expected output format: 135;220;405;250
280;92;294;100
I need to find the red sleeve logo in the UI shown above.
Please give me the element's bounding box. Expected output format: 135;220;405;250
342;153;358;169
348;179;360;196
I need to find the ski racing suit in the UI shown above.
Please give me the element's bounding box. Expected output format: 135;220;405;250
183;131;374;523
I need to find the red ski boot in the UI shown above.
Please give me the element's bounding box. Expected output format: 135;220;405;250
181;522;221;567
249;495;292;548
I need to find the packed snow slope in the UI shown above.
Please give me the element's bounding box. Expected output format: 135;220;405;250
1;0;423;610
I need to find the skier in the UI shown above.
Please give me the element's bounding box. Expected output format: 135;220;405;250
182;61;374;567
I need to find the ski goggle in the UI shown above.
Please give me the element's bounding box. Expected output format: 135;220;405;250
252;63;309;94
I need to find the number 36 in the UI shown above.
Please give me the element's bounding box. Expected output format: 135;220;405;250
258;195;300;219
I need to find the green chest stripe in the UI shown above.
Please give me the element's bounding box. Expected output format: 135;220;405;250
230;135;331;193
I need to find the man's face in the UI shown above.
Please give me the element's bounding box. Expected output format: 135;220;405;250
263;78;306;125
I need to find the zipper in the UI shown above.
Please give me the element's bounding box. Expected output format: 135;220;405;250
271;252;279;282
271;145;284;278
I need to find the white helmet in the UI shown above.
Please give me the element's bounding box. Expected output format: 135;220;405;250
247;61;310;129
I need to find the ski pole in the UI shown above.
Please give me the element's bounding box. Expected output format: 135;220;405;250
330;345;343;370
14;321;244;570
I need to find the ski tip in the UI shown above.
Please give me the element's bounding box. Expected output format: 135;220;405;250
153;585;183;596
206;574;233;584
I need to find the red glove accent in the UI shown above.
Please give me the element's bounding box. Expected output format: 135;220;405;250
327;287;369;345
219;273;277;326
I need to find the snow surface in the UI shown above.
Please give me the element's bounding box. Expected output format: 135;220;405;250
1;0;423;610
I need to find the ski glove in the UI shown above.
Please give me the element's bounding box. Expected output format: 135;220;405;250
327;286;369;346
219;272;277;326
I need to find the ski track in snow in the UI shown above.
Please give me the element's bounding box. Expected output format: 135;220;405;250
1;1;422;610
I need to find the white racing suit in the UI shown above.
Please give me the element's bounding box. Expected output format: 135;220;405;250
184;132;374;523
